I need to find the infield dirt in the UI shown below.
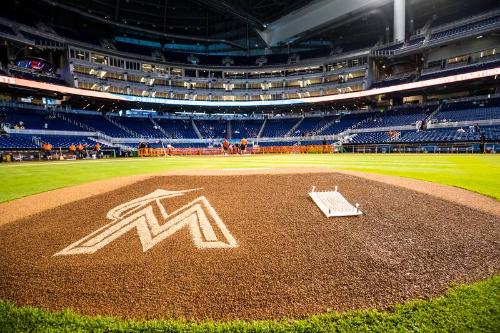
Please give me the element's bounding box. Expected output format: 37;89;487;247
0;173;499;320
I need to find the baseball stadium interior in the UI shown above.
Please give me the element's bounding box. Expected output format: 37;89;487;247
0;1;500;331
0;0;499;159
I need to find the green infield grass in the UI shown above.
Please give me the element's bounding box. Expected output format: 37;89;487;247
0;154;499;203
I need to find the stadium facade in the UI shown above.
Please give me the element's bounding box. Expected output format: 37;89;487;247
0;0;499;158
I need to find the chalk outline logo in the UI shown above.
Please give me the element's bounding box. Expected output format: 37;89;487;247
54;188;237;256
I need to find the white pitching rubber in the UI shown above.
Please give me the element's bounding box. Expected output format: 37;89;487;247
309;186;362;218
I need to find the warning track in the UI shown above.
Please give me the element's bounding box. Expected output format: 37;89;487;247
0;173;498;320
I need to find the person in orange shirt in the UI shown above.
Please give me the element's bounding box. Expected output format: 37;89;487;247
222;139;230;155
240;137;248;154
42;142;52;160
69;143;76;158
76;143;84;159
94;142;102;159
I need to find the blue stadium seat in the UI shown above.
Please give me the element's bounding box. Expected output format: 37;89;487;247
154;119;198;139
63;113;131;137
260;118;298;137
194;119;228;139
110;116;164;138
3;107;83;131
231;119;264;139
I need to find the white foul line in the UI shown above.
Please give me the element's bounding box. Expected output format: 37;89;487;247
222;168;272;171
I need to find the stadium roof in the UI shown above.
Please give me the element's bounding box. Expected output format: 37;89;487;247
2;0;500;56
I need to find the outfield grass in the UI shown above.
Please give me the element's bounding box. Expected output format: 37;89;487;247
0;154;499;332
0;154;499;203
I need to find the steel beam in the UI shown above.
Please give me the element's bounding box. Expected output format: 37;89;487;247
258;0;393;46
191;0;265;30
393;0;405;42
39;0;247;49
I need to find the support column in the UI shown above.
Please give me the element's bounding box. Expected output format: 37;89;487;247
393;0;405;42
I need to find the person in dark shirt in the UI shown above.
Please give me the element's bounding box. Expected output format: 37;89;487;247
480;133;486;153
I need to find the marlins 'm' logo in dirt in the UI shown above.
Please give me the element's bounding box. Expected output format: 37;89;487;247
54;188;237;256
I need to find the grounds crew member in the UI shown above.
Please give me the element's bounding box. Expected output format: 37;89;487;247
95;142;102;159
69;143;77;157
76;143;84;159
42;142;52;160
240;137;248;154
222;138;230;155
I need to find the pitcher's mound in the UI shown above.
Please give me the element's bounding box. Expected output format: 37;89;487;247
0;173;498;320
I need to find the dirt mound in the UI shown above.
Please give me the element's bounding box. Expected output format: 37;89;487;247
0;173;498;320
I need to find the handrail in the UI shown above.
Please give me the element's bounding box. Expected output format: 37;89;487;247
422;54;500;75
4;128;95;136
350;125;417;133
138;144;335;157
74;74;367;96
429;8;500;34
3;66;500;106
427;119;500;128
